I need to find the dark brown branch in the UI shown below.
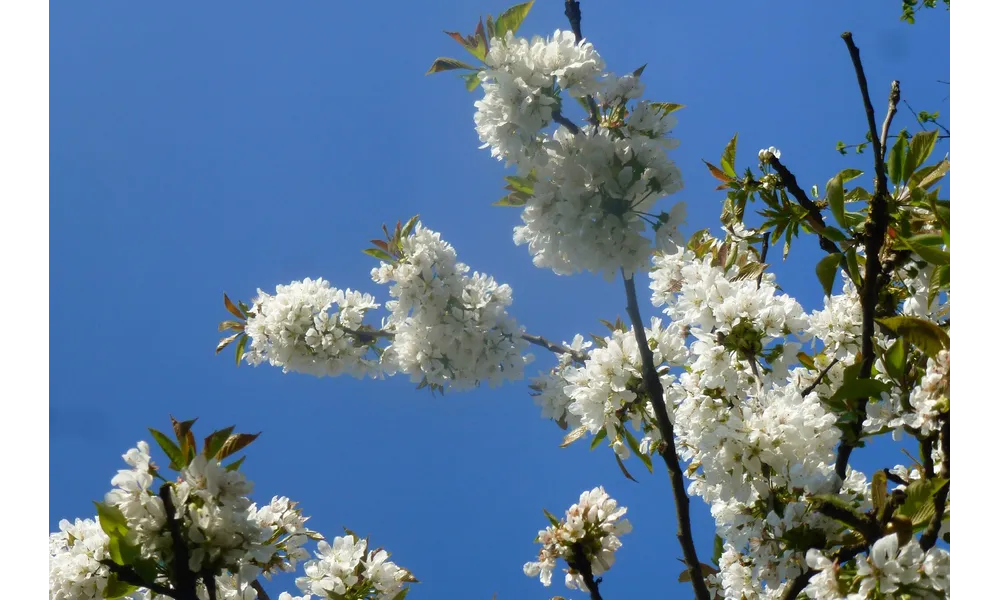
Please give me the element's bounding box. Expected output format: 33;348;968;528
622;273;711;600
251;580;273;600
521;333;588;364
802;358;841;397
840;33;888;193
814;501;879;544
100;561;175;597
769;157;841;255
920;411;951;552
568;544;604;600
883;468;907;486
781;570;815;600
834;38;897;481
552;109;582;135
920;436;935;479
160;483;198;600
562;1;601;128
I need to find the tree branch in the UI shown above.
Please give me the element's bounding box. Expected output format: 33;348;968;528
919;414;950;551
801;358;840;397
552;108;582;135
834;36;897;481
768;157;841;255
563;1;601;128
521;333;588;364
568;544;604;600
251;580;273;600
99;561;175;597
160;483;199;600
621;273;711;600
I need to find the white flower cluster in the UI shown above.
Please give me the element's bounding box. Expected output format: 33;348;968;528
244;278;382;378
293;534;414;600
524;486;632;591
51;439;415;600
530;318;687;454
804;533;949;599
49;518;117;600
475;30;605;166
474;29;684;278
372;223;529;391
905;349;950;437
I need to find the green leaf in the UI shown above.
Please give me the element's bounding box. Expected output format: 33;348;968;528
712;535;724;567
492;194;527;207
815;253;841;296
826;173;846;228
542;508;562;528
898;235;949;266
887;134;908;187
203;426;236;458
234;333;248;367
883;337;908;383
401;214;420;238
218;320;244;332
631;63;647;77
815;226;849;243
363;248;393;261
622;427;653;473
217;432;261;460
103;573;139;599
615;453;639;482
504;175;534;195
845;186;871;202
148;428;185;469
838;168;864;184
461;71;481;91
845;248;863;288
651;102;685;115
903;130;939;184
94;502;129;538
897;477;947;520
720;133;738;179
872;470;888;516
225;456;246;471
917;158;949;189
589;427;608;450
425;57;478;75
877;316;949;356
495;1;534;39
561;425;588;448
828;378;891;405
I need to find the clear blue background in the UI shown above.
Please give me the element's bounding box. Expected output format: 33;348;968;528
50;1;950;597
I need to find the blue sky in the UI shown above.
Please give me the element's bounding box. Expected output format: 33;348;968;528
50;1;949;597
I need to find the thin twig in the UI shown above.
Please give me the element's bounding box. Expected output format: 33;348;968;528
521;333;588;364
902;99;927;131
622;273;711;600
840;134;948;151
802;358;841;397
920;436;935;479
769;157;841;256
251;580;273;600
834;35;897;481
